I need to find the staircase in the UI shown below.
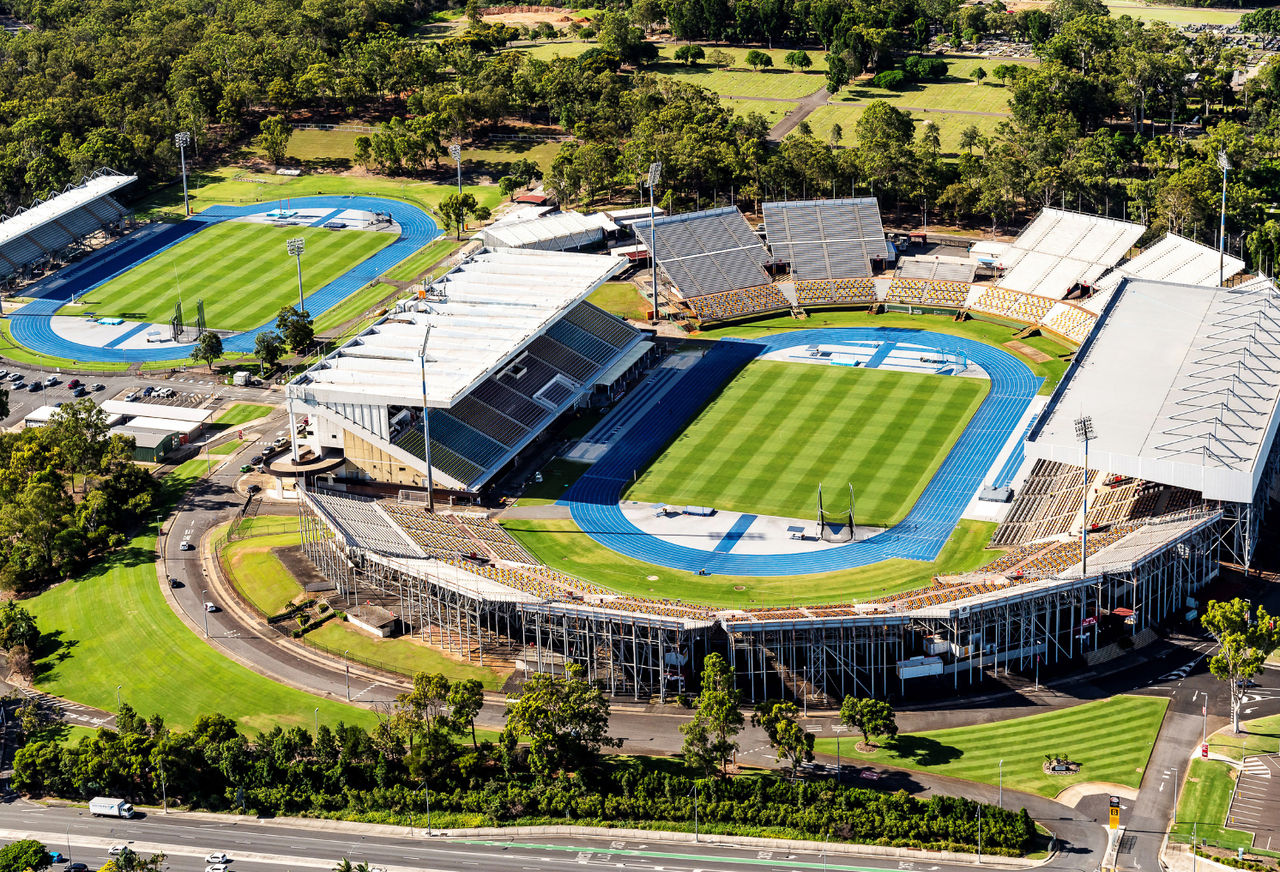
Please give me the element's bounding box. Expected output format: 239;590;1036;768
774;279;807;319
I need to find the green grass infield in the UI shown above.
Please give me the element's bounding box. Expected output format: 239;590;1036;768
627;361;987;526
75;222;393;332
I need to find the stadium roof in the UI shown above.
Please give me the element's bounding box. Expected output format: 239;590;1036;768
999;208;1145;298
631;206;772;297
1026;278;1280;503
290;248;626;408
480;210;617;250
0;172;135;250
761;197;888;280
1094;233;1245;293
1060;511;1222;577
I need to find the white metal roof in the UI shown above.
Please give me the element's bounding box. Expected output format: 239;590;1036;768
113;426;178;448
1060;511;1222;577
999;208;1145;297
101;400;212;423
481;211;617;250
606;206;665;222
1027;278;1280;502
0;173;135;249
123;415;205;435
1095;233;1245;292
292;248;626;407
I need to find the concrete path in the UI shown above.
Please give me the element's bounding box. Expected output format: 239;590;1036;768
767;85;831;140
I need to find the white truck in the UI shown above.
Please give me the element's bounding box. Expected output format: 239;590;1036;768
89;797;135;818
232;371;250;387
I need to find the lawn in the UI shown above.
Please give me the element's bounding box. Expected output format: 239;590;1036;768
384;236;464;283
814;695;1169;799
0;319;131;372
216;403;273;427
209;439;244;455
626;361;987;526
1169;758;1253;851
78;222;394;332
660;65;826;100
224;531;304;616
1101;1;1242;25
25;460;380;733
308;621;506;690
588;281;650;321
1207;713;1280;761
721;98;799;128
311;281;395;335
704;309;1072;395
801;103;1005;156
501;516;998;606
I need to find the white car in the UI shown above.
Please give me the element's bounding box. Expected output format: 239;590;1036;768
106;846;128;856
205;865;228;872
204;602;219;613
203;855;228;864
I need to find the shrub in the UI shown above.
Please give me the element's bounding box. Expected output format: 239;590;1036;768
870;70;908;90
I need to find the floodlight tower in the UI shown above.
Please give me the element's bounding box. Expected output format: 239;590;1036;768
1217;150;1231;287
286;237;306;312
449;143;463;197
647;161;662;322
175;132;191;217
419;325;435;513
1075;415;1096;576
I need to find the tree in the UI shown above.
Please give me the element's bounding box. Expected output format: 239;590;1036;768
973;66;988;84
0;602;38;651
707;48;733;68
447;678;485;747
255;115;292;166
839;696;898;747
193;331;223;371
45;399;111;487
276;306;315;355
674;45;705;66
439;192;478;240
503;663;619;777
745;50;773;72
254;330;285;372
784;50;812;72
1202;599;1280;732
0;840;51;872
751;699;814;777
680;653;743;777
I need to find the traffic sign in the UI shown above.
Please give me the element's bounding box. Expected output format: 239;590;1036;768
1202;743;1209;758
1109;806;1120;829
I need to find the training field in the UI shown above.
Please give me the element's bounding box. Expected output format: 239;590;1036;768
626;361;987;526
78;222;394;331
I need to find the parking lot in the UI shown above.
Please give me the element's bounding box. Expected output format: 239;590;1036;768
1226;753;1280;852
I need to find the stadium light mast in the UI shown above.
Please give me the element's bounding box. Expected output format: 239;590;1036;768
647;161;662;323
449;143;463;197
286;237;306;312
419;325;436;513
1075;415;1096;577
1217;150;1231;287
174;132;191;217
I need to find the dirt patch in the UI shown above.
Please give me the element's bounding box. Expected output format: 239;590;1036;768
1005;340;1053;362
275;545;332;590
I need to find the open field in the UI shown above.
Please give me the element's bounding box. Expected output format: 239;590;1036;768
79;222;394;331
216;403;273;426
661;66;826;100
627;362;987;525
589;281;650;321
1101;1;1242;25
1206;713;1280;761
721;98;800;128
1169;758;1253;851
814;695;1168;798
25;459;379;732
501;516;998;606
225;531;304;616
704;309;1073;394
801;103;1005;155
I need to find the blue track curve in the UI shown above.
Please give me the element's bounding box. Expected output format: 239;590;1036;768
562;328;1041;576
9;196;439;363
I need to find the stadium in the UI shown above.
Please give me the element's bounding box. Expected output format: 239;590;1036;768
0;171;438;362
275;196;1276;703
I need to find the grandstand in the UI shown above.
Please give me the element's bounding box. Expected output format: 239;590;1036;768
479;210;617;252
895;255;977;283
632;206;773;298
1093;232;1245;293
287;247;645;492
0;170;134;282
998;209;1145;298
761;198;888;280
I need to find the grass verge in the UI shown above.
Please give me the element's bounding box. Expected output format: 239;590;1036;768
501;516;997;606
588;281;651;321
307;622;506;691
814;695;1168;798
224;530;305;616
1169;758;1252;852
216;403;274;427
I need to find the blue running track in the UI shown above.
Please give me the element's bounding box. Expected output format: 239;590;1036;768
9;196;439;363
562;328;1041;576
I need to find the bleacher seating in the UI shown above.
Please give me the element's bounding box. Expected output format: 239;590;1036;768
0;172;133;280
794;277;877;305
991;460;1090;547
311;492;425;558
635;207;773;297
896;257;978;283
886;277;971;307
686;284;791;322
761;198;887;281
969;286;1057;323
1041;302;1097;343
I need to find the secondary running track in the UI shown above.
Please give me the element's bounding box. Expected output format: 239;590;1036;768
562;328;1041;576
9;195;439;363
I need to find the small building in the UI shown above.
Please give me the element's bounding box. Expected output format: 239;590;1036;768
346;604;398;638
113;426;180;462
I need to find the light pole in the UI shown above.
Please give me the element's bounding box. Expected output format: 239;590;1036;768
202;588;209;637
159;753;168;814
1217;150;1231;287
1034;642;1042;691
344;649;351;701
419;327;435;513
1075;415;1095;577
691;782;699;843
314;707;319;735
175;132;191;217
115;685;122;709
449;143;462;198
287;237;306;313
998;759;1003;808
833;724;846;781
647;161;662;322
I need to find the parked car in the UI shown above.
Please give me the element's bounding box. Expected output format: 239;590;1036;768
72;386;88;397
123;391;138;401
203;854;229;864
105;847;128;857
247;484;261;495
90;383;104;392
28;383;41;392
67;378;81;389
67;863;89;872
49;852;65;863
7;372;22;382
142;386;154;397
44;375;58;386
168;577;182;588
205;865;228;872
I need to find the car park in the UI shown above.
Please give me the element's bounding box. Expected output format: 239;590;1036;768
91;383;104;392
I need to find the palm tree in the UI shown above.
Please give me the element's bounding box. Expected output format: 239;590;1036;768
332;859;354;872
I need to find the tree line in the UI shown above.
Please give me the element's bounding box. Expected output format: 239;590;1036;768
13;664;1036;856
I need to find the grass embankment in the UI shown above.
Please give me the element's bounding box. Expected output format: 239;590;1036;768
384;237;464;283
501;516;997;606
588;281;651;321
79;222;393;332
1207;713;1280;761
627;361;987;526
0;319;131;372
814;695;1168;799
704;309;1073;395
25;458;380;732
1169;758;1253;852
215;403;273;427
224;530;304;616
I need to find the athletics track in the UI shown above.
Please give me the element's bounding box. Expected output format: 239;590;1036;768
8;196;439;363
562;328;1042;576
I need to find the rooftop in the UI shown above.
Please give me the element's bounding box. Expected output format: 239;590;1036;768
0;171;135;249
481;210;616;249
289;247;626;407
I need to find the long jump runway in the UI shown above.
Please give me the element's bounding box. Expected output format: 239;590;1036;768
563;328;1042;577
9;195;439;363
